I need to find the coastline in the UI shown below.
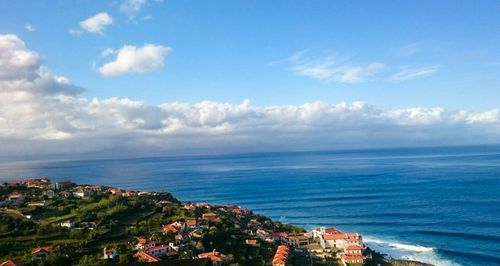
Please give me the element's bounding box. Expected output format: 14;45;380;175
0;177;439;266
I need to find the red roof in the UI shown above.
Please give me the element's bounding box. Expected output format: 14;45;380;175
0;260;20;266
341;253;364;261
325;227;342;234
137;238;155;245
32;246;51;254
163;224;179;234
272;232;288;238
345;245;364;250
146;244;170;253
324;233;349;240
186;219;197;226
137;251;160;262
166;250;178;257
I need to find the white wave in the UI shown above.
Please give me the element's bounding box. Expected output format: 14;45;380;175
364;236;461;266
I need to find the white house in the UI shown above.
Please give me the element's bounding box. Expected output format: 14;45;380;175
103;248;117;259
136;238;156;250
59;220;77;228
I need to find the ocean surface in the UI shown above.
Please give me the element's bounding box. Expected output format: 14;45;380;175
1;145;500;266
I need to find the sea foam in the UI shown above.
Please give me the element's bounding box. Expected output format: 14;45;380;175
364;236;461;266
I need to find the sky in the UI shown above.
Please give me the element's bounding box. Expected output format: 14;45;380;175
0;0;500;159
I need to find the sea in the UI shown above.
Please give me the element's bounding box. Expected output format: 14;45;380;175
1;145;499;266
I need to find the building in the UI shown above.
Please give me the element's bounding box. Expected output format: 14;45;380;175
163;224;180;235
73;190;92;198
103;248;117;259
8;192;24;204
28;201;47;207
272;232;288;243
201;212;220;222
198;250;223;265
272;245;289;266
245;239;258;246
59;220;77;228
43;189;55;198
136;238;156;250
288;235;310;248
340;254;364;265
0;260;21;266
344;245;363;255
145;244;176;258
137;251;161;263
31;246;51;260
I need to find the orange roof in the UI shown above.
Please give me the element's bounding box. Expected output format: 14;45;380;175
137;251;160;262
272;232;288;238
202;212;218;218
0;260;20;266
341;253;364;261
246;239;257;245
166;250;178;257
32;246;51;254
325;227;342;234
137;238;154;245
186;219;197;226
345;245;364;250
163;224;179;234
146;244;170;253
324;233;348;240
272;257;286;264
288;235;309;240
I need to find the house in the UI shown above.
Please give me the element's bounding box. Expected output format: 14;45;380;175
288;235;310;248
8;192;25;204
73;190;92;198
186;219;197;228
31;246;51;260
272;245;289;266
59;220;77;228
145;244;176;258
340;253;364;265
59;191;72;198
103;248;117;259
163;224;180;235
198;250;223;265
344;245;364;255
43;189;55;198
27;201;47;207
202;212;220;222
136;238;156;250
108;188;122;196
79;222;98;230
137;251;161;263
320;233;363;250
272;232;288;243
0;260;22;266
52;181;74;190
245;239;258;246
312;227;342;238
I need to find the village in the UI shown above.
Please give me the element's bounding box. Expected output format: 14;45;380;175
1;177;374;266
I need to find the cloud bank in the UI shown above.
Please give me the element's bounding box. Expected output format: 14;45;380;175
1;34;500;158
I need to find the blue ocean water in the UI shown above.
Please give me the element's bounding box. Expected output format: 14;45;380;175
1;145;500;266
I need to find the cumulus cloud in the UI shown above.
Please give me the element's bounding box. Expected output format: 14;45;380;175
390;65;440;82
287;51;384;83
98;44;172;76
79;12;113;34
1;34;500;158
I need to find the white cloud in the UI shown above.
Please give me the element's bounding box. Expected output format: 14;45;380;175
390;65;440;82
119;0;147;18
1;34;500;158
98;44;172;76
25;24;36;32
79;12;113;34
287;51;384;83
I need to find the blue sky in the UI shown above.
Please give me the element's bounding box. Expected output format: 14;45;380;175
1;0;499;110
1;1;500;158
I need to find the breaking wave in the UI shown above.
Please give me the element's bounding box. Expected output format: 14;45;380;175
364;236;461;266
